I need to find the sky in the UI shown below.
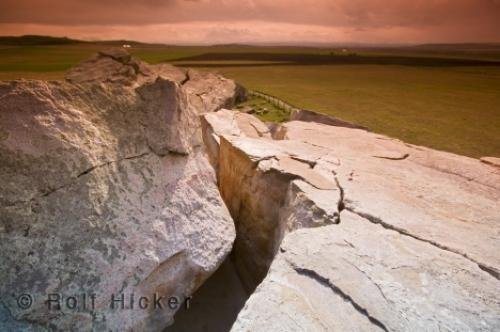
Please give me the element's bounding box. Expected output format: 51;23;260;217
1;0;500;45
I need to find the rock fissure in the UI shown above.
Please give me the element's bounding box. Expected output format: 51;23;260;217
208;115;499;331
478;264;500;280
247;122;264;137
77;151;151;178
180;70;190;86
342;259;390;303
291;266;389;332
344;205;500;281
411;161;498;190
372;153;409;160
333;176;346;213
261;167;330;192
2;151;155;208
254;155;279;166
290;155;317;168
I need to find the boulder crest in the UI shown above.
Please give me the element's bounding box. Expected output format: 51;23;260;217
65;48;149;85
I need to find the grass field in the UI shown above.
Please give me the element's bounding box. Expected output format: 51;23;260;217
0;42;499;158
235;95;290;123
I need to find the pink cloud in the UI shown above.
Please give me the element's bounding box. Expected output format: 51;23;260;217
0;0;499;43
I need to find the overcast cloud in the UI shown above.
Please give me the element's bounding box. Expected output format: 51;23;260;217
1;0;499;44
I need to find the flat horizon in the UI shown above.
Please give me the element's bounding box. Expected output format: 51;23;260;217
3;34;500;48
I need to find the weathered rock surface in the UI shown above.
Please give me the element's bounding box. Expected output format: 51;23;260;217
233;210;500;331
201;109;271;175
481;156;500;168
2;47;499;331
279;121;500;278
203;111;341;290
0;50;241;331
201;110;500;330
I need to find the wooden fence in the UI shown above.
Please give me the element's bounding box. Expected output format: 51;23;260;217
248;90;368;130
248;90;301;114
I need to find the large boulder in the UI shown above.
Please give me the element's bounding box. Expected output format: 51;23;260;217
0;50;240;330
201;110;500;330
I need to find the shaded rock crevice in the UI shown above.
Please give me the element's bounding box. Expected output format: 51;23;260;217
180;70;190;86
218;141;340;290
201;112;345;293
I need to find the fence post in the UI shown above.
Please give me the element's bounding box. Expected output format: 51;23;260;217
248;89;298;119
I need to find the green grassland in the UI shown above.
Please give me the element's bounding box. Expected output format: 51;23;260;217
213;65;500;158
235;95;291;123
0;40;499;158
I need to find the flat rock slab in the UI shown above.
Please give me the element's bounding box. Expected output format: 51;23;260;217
200;110;500;331
233;211;500;331
278;121;500;279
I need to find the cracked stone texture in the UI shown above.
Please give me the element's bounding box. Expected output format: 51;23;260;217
0;49;240;330
201;111;500;331
203;110;342;290
481;156;500;168
279;121;500;279
201;109;272;175
232;211;500;331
